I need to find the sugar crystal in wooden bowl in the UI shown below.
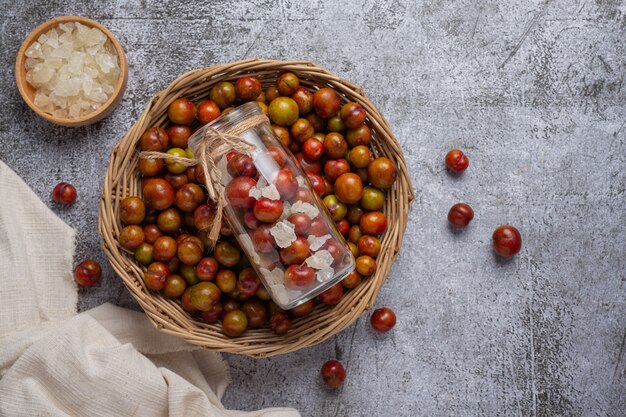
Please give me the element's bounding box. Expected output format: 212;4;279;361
15;16;128;127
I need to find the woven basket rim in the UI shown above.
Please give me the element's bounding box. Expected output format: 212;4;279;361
98;58;415;358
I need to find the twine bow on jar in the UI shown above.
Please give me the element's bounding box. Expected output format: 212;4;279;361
139;113;269;249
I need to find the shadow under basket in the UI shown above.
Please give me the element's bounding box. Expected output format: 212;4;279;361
98;58;415;358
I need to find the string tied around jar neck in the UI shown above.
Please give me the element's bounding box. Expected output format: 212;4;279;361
139;113;268;248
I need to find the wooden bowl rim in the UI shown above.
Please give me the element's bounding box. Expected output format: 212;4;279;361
14;15;128;127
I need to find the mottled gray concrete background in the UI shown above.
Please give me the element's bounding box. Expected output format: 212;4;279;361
1;0;625;415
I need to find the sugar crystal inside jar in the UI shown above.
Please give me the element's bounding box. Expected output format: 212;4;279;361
188;102;356;310
24;21;120;119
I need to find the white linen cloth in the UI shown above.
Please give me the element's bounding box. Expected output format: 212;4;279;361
0;161;300;417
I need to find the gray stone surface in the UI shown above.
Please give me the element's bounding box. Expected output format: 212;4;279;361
1;0;625;415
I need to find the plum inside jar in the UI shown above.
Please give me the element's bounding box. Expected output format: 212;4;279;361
187;102;355;309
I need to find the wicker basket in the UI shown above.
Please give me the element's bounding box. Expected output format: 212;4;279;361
99;58;415;357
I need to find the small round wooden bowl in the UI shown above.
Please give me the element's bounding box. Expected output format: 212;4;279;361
15;16;128;127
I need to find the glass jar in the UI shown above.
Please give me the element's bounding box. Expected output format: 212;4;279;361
188;102;355;309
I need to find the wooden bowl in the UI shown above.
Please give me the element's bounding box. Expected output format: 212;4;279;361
15;16;128;127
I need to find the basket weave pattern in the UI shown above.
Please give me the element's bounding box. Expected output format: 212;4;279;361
99;59;415;357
